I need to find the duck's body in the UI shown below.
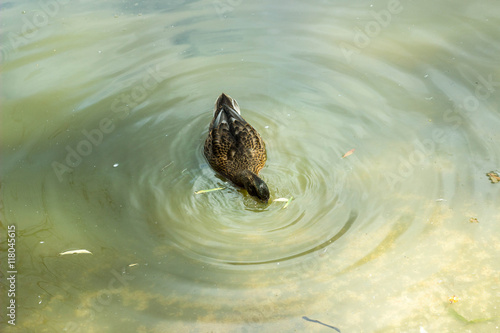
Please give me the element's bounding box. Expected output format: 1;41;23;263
204;93;269;202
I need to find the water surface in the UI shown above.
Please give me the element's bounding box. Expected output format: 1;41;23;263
1;0;500;332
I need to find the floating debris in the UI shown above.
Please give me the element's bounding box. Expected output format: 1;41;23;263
469;217;479;223
282;196;293;209
160;161;174;172
59;249;92;256
273;197;293;209
342;148;355;158
486;171;500;184
448;295;460;304
194;187;225;194
302;316;341;332
128;263;139;267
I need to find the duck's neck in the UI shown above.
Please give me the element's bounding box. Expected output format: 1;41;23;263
233;170;257;187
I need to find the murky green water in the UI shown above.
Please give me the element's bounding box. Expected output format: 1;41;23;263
1;0;500;332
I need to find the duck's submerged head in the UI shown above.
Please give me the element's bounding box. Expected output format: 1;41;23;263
236;170;270;203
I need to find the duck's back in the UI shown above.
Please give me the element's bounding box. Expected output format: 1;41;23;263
204;104;266;185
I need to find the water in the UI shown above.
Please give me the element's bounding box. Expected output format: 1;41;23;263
1;0;500;331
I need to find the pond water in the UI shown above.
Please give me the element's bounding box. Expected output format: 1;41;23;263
1;0;500;332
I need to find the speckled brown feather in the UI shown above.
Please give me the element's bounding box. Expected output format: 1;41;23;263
204;94;267;188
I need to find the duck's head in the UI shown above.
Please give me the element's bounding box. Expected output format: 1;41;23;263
242;172;270;203
215;93;240;113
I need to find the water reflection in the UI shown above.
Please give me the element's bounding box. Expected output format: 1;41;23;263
1;0;499;332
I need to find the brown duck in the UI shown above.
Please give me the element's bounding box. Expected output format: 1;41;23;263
204;93;270;202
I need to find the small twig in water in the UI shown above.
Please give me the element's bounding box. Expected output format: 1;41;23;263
302;316;341;332
160;161;173;172
194;187;225;194
282;196;294;209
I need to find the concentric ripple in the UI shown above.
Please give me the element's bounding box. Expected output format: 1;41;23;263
121;106;364;267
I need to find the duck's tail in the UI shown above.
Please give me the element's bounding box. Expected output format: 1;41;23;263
214;93;241;114
212;93;245;128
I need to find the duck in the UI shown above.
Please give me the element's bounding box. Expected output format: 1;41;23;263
204;93;270;202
